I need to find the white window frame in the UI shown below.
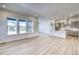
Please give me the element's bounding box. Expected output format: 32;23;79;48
7;17;18;35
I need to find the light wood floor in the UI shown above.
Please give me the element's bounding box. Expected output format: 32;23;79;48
0;35;79;55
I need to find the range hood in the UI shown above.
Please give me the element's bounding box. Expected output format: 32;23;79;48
64;17;71;27
64;17;71;31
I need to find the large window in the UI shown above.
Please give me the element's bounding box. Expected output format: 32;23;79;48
7;17;17;35
27;20;32;33
19;19;26;34
7;17;33;35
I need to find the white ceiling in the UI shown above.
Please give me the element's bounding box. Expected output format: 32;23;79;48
0;3;79;18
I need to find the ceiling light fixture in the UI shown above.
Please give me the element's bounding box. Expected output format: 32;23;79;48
34;14;38;17
2;5;6;8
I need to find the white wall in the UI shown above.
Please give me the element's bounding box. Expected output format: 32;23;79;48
0;20;1;38
0;9;38;43
38;17;51;34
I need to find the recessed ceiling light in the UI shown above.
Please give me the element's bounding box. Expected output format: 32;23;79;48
34;14;38;17
2;5;6;8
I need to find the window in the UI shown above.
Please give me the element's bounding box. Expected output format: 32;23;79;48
27;20;32;33
7;17;33;35
19;19;26;34
7;17;17;35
